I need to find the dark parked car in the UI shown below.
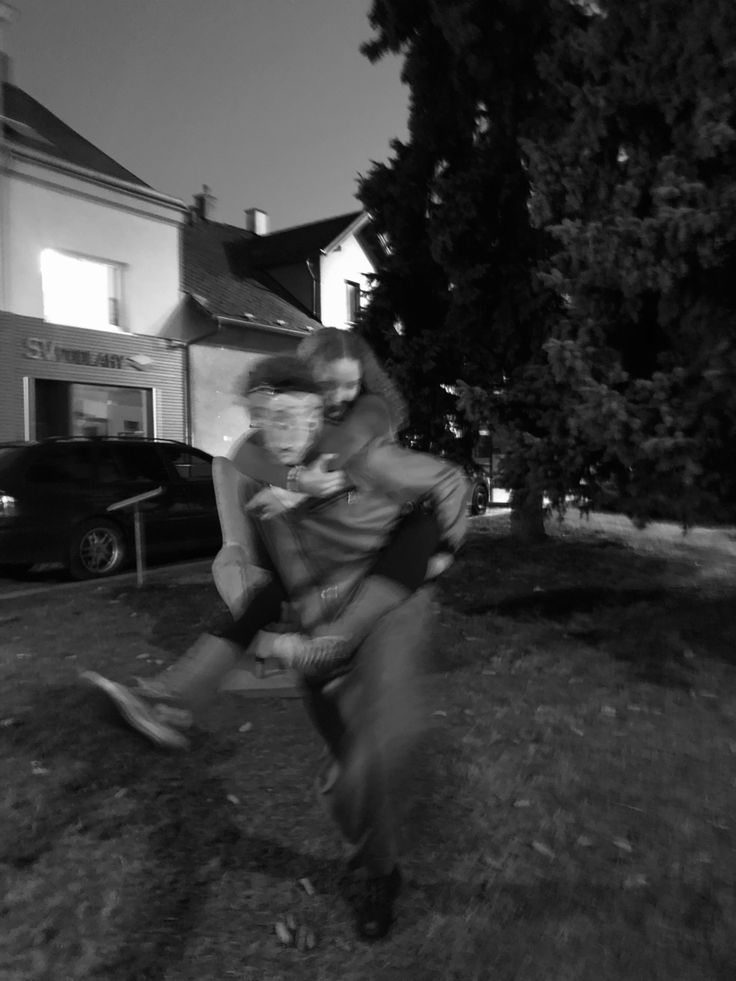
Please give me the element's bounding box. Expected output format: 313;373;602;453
461;459;492;515
0;437;221;579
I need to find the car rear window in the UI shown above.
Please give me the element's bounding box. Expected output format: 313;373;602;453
0;447;28;476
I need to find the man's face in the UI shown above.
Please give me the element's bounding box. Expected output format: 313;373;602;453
312;356;362;422
259;391;323;465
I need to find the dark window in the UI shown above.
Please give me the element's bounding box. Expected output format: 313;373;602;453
111;444;167;483
159;445;212;481
25;446;97;484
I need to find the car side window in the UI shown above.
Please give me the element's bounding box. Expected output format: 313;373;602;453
159;446;212;481
96;445;126;485
25;445;96;484
112;444;168;484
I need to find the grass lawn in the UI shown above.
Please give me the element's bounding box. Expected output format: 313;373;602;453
1;512;736;980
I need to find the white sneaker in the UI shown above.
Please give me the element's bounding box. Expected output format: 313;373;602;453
80;671;189;750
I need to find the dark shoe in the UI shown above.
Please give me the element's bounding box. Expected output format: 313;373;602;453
354;866;402;941
80;671;189;750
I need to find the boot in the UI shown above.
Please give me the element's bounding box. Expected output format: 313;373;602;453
272;576;410;676
133;633;241;713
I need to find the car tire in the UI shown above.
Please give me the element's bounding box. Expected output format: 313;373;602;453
69;519;127;580
470;482;489;516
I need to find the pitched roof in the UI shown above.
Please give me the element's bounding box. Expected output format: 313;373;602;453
238;210;363;269
182;218;321;335
2;82;149;187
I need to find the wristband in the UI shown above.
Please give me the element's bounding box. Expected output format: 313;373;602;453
286;465;304;493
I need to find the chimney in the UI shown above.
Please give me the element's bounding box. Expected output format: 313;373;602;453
245;207;269;236
191;184;216;222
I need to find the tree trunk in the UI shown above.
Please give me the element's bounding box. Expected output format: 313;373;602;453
510;489;547;544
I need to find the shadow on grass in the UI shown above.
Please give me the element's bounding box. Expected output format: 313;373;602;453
2;681;340;981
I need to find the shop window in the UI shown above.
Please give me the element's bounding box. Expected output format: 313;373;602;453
71;384;152;438
35;380;152;440
40;249;124;331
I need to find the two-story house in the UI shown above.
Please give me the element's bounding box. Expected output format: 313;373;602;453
0;78;190;444
178;191;379;454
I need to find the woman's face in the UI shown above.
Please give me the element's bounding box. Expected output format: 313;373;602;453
312;356;362;421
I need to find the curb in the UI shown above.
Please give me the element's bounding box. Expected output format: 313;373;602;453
0;557;215;604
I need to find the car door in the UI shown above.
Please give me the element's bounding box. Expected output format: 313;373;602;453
156;444;220;551
105;441;185;553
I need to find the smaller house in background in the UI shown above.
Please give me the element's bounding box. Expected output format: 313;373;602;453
178;188;378;455
233;207;378;330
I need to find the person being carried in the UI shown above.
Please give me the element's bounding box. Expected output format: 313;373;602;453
82;353;466;745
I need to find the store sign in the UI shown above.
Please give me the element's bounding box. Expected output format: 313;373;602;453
21;338;152;372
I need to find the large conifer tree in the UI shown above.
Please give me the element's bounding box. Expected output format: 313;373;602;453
524;0;736;524
357;0;561;477
359;0;736;529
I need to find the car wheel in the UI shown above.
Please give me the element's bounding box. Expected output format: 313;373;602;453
69;519;127;580
470;482;489;516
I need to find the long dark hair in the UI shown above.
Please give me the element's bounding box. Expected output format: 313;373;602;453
297;327;407;433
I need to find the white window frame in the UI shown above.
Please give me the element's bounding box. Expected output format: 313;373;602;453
40;247;127;333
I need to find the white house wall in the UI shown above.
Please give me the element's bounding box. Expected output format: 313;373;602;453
4;163;183;337
320;234;374;330
188;329;301;456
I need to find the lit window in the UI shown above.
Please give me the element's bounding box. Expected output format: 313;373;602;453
41;249;123;331
346;281;362;324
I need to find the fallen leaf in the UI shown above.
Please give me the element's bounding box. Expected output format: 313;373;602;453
623;873;648;890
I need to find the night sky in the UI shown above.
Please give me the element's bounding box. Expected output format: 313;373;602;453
9;0;408;229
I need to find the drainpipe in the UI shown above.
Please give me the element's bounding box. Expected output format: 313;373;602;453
0;3;17;311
